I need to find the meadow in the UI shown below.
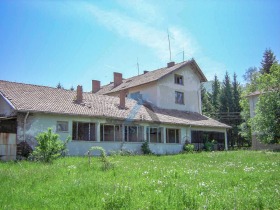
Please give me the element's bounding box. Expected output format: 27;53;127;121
0;151;279;209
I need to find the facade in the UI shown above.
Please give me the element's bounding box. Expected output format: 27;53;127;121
247;91;280;150
0;60;230;160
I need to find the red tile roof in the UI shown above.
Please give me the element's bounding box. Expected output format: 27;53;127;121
97;59;207;94
0;80;229;128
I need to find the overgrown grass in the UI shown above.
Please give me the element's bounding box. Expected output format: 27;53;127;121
0;151;279;209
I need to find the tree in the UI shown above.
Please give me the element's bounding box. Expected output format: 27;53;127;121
211;75;220;119
70;86;75;91
243;67;258;84
219;72;234;147
56;82;63;89
201;85;213;117
252;64;280;144
260;48;277;74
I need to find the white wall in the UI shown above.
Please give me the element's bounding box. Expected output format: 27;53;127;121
127;65;202;113
248;95;259;118
17;113;194;155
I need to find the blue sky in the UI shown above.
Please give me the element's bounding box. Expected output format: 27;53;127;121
1;0;280;91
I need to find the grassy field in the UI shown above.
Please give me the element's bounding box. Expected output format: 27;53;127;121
0;151;279;209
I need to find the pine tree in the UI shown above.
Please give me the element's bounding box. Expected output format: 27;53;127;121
232;73;242;146
219;72;234;147
260;48;277;74
56;82;63;89
70;86;74;91
201;85;213;117
211;75;220;119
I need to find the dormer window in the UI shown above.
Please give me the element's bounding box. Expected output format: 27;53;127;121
174;74;183;85
175;91;184;104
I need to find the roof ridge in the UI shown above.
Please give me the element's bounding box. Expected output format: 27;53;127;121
0;80;75;93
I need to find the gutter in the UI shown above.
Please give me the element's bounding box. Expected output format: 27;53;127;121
23;112;30;142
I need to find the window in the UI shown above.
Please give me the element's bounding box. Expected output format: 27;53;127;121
124;125;144;142
100;124;123;142
147;127;162;143
175;91;184;104
72;122;95;141
57;121;68;132
166;128;180;143
174;74;183;85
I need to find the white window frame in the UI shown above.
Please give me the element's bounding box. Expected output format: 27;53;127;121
56;121;69;132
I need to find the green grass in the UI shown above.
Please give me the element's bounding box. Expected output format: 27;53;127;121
0;151;279;209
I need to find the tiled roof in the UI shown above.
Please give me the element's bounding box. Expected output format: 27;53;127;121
0;80;229;128
97;59;207;94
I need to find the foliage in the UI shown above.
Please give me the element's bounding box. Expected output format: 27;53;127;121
183;143;194;153
260;48;278;74
70;85;74;91
141;141;152;154
88;146;113;170
211;74;220;119
204;141;214;151
31;128;71;163
252;64;280;144
1;151;279;209
56;82;63;89
243;66;258;84
201;85;213;117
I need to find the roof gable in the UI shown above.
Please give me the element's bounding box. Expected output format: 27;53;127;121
97;59;207;95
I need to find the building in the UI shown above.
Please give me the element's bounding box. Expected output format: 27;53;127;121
0;59;230;160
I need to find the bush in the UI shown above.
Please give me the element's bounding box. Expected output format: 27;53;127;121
89;146;114;170
141;141;152;155
31;128;71;163
204;141;214;151
184;144;194;153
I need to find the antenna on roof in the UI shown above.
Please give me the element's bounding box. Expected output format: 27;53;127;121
137;57;140;75
167;29;172;61
176;49;185;62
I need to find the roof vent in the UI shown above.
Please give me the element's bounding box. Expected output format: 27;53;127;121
167;61;175;68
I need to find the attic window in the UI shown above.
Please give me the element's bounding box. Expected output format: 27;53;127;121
174;74;183;85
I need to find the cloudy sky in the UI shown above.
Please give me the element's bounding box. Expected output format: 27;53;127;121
1;0;279;91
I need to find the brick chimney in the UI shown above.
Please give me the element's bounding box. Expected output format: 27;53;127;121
92;80;100;93
119;90;126;109
76;85;83;102
167;61;175;68
114;72;122;87
144;70;149;74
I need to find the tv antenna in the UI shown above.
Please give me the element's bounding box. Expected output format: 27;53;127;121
176;49;185;62
137;57;140;75
167;29;172;61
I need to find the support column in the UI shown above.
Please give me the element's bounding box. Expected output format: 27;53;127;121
96;122;100;142
143;125;147;141
224;130;228;150
163;127;166;144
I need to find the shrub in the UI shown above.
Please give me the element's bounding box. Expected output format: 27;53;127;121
89;146;114;170
31;128;71;163
184;144;194;153
141;141;152;155
204;141;214;151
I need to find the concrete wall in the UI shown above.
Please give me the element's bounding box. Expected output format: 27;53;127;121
158;65;201;113
0;133;16;160
125;65;202;113
0;94;14;116
16;112;196;155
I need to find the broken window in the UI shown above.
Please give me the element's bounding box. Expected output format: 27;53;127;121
72;122;95;141
147;127;162;143
175;91;184;104
166;128;180;143
100;124;123;142
174;74;183;85
56;121;68;132
124;125;144;142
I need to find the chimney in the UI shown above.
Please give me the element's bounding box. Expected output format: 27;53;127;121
92;80;100;93
114;72;122;87
76;85;83;102
167;61;175;68
119;90;126;109
144;70;149;74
